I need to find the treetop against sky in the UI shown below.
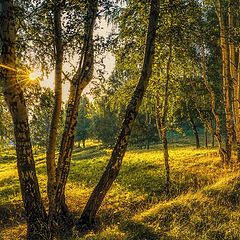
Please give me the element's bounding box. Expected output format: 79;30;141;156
40;18;116;101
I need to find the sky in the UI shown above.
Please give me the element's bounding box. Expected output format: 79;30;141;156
40;19;115;102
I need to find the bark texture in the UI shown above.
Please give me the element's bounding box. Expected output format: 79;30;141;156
47;0;64;222
0;1;50;239
156;102;170;189
201;45;226;162
236;47;240;161
215;0;233;165
155;15;172;189
188;111;200;149
205;127;208;148
227;0;240;162
76;0;160;231
49;0;98;229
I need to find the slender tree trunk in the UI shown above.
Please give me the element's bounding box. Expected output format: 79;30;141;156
195;107;214;149
49;0;97;229
156;108;170;189
47;1;64;226
188;112;200;149
201;44;226;162
76;0;160;231
205;127;208;148
162;127;169;187
227;0;240;162
145;112;150;149
237;1;240;161
212;131;215;147
155;11;172;189
0;1;50;239
236;48;240;162
215;0;233;165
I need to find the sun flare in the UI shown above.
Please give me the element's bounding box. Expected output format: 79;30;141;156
29;70;42;81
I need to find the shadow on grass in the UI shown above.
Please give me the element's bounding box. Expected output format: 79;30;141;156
117;161;214;201
1;144;238;239
204;177;240;209
71;145;109;161
0;154;16;163
0;176;19;188
0;202;25;231
35;145;109;178
37;144;218;202
0;181;23;233
0;184;20;202
97;189;237;240
36;145;217;204
132;194;236;240
120;220;174;240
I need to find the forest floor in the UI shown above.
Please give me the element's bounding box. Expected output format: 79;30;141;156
1;141;240;239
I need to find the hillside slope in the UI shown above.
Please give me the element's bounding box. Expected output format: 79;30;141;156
1;143;240;239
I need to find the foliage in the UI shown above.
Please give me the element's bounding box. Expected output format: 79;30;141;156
1;0;240;238
30;87;64;147
90;95;120;146
76;95;92;147
130;113;159;148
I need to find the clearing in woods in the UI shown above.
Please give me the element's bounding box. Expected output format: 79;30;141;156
0;142;240;239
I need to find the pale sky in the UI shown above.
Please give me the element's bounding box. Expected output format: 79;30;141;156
41;19;115;102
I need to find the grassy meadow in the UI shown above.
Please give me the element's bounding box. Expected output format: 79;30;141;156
1;141;240;239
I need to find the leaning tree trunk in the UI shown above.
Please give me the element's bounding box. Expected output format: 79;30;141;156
0;1;50;239
48;0;98;231
46;0;64;225
76;0;160;231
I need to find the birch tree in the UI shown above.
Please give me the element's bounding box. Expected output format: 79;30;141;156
48;0;98;232
0;0;50;238
214;0;234;165
76;0;160;230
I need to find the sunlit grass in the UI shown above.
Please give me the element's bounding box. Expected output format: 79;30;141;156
1;141;240;239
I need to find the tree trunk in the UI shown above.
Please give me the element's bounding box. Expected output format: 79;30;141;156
236;47;240;162
212;132;215;147
215;0;233;165
205;127;208;148
76;0;160;231
0;1;50;239
145;112;150;149
227;0;240;162
47;0;64;227
201;44;226;163
49;0;97;229
155;9;172;190
156;110;170;190
188;113;200;149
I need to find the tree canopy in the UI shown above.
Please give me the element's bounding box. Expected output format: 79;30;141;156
1;0;240;239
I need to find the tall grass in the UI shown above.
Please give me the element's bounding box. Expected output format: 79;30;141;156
1;142;240;239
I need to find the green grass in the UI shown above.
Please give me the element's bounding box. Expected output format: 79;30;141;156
1;142;240;239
